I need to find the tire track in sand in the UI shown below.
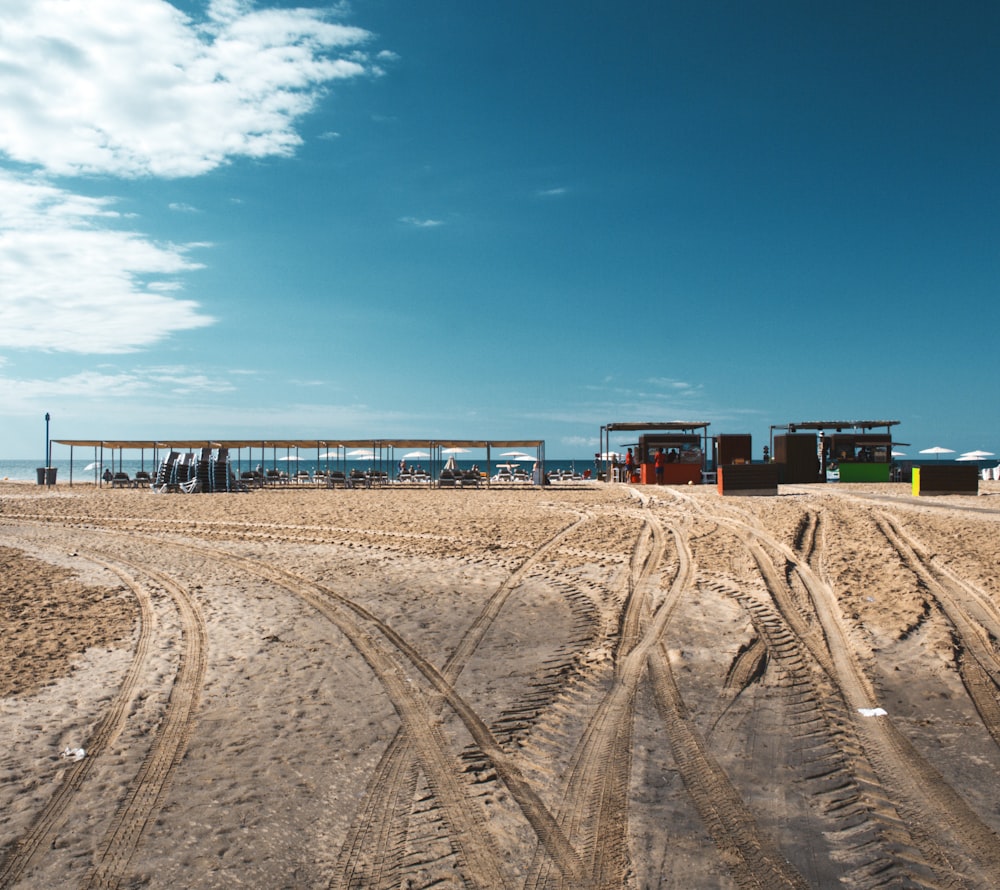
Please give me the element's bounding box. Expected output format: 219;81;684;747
176;541;586;890
684;492;1000;887
0;557;156;889
332;511;592;889
644;513;809;890
876;513;1000;750
83;558;207;890
521;513;658;889
523;496;809;890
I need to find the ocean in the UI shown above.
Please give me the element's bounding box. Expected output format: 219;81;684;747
0;456;599;484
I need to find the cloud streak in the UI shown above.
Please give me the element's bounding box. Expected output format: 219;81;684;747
399;216;444;228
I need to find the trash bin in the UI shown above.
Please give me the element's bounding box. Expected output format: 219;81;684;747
36;467;57;485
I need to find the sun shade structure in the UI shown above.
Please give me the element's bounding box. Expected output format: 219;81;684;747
53;438;546;487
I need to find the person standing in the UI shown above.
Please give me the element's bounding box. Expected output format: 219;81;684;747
654;448;665;484
625;448;635;481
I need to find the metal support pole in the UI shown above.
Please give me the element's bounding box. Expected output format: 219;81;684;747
44;412;51;486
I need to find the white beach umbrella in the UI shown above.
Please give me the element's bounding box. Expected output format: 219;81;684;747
919;446;955;460
402;450;430;459
959;450;995;460
83;461;102;471
348;449;377;460
891;451;907;458
278;454;302;461
441;447;471;455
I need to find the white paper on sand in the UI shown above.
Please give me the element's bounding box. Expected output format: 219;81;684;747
61;746;86;761
857;707;888;717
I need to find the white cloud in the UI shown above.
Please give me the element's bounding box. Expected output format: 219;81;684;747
646;377;699;394
0;2;385;358
0;170;214;353
0;364;235;410
399;216;444;228
0;0;373;177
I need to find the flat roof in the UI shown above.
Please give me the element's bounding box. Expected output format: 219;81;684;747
602;422;711;433
770;420;899;432
53;438;544;451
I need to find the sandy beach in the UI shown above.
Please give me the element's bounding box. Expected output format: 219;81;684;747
2;478;1000;889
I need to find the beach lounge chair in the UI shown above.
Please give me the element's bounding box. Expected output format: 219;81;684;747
325;470;349;489
190;448;212;492
135;470;152;487
212;448;231;492
174;453;195;486
111;471;134;488
153;452;180;492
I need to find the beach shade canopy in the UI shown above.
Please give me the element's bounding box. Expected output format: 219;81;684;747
959;450;995;459
347;449;377;460
919;446;955;459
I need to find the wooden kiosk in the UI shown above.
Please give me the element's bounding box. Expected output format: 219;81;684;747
770;420;901;483
600;422;710;485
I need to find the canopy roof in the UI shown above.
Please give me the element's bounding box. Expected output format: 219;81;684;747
54;438;544;451
770;420;899;432
602;422;711;433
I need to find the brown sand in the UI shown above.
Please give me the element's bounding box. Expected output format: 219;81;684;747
2;479;1000;889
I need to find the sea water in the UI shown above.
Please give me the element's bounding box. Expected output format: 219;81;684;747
0;457;598;483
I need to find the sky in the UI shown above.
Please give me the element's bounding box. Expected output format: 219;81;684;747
2;0;999;460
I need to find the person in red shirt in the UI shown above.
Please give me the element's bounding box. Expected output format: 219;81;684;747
624;448;635;481
654;448;665;484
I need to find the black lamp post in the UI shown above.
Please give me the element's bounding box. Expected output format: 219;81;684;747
45;412;51;469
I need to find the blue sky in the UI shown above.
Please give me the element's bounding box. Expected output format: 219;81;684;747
2;0;998;460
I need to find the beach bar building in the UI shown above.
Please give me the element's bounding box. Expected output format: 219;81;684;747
769;420;901;483
600;422;710;484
